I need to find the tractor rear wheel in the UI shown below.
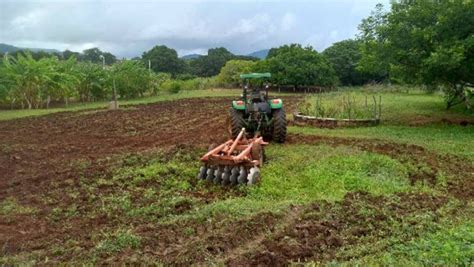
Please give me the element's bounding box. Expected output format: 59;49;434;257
272;108;287;143
229;108;245;139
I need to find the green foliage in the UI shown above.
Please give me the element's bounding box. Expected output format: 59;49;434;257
323;39;376;85
255;44;338;88
0;197;37;215
141;45;185;75
2;52;79;109
190;47;258;77
251;145;411;202
190;47;234;77
390;221;474;266
149;72;172;95
110;60;151;99
176;73;197;80
162;80;182;94
216;59;256;87
0;50;220;109
299;92;380;119
82;47;117;65
291;87;474;159
357;3;391;80
359;1;474;109
95;229;141;254
74;62;109;101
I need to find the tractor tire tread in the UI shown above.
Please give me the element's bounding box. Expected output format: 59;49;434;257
272;108;287;143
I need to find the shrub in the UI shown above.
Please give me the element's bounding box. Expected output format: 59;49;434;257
162;80;182;94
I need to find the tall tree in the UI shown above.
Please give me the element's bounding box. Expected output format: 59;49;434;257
82;48;117;65
255;44;337;88
217;59;256;87
141;45;184;75
190;47;234;77
357;3;391;80
323;39;369;85
62;49;82;61
359;1;474;108
110;60;152;99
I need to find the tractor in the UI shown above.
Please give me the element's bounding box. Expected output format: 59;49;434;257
228;73;287;143
197;73;287;186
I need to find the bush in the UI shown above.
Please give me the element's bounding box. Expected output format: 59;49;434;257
150;72;172;95
217;60;256;87
254;44;338;88
162;80;182;94
176;73;197;81
110;60;151;99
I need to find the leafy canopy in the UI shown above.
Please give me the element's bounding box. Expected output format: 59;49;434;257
256;44;337;88
358;1;474;108
141;45;185;75
216;59;256;87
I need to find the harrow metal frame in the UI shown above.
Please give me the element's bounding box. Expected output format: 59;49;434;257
198;128;267;185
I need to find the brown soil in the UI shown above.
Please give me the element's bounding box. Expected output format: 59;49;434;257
0;96;301;261
227;192;448;266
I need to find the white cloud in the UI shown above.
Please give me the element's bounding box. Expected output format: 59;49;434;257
0;0;389;57
281;13;295;31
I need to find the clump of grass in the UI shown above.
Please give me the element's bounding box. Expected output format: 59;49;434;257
299;92;381;120
0;197;37;216
390;220;474;265
250;144;412;202
95;229;141;254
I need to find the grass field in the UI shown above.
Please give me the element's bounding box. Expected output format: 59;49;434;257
1;87;473;265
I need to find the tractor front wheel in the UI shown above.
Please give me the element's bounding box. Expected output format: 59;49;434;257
272;108;287;143
229;108;245;139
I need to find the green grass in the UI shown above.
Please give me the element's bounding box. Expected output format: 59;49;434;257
294;87;474;159
252;144;413;201
335;206;474;266
290;124;474;160
0;89;241;121
164;144;426;222
95;229;141;255
0;197;37;216
299;88;472;124
389;220;474;266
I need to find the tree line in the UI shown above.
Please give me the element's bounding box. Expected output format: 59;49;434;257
1;0;472;109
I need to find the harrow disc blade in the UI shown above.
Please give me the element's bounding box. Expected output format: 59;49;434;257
221;166;231;186
198;166;207;180
229;167;239;185
247;167;261;185
213;166;224;184
237;166;248;184
206;166;216;182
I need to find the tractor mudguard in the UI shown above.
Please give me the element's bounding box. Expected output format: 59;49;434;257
232;100;246;110
269;99;283;109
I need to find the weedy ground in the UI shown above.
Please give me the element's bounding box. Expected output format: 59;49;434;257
1;86;473;265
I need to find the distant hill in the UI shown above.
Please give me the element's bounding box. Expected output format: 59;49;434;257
0;43;60;54
181;54;203;60
246;49;269;59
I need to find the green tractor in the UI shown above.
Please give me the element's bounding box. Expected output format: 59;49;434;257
229;73;287;143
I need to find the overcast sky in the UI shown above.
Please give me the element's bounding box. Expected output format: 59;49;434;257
0;0;389;58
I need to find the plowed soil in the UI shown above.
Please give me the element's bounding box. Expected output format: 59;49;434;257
0;98;231;202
